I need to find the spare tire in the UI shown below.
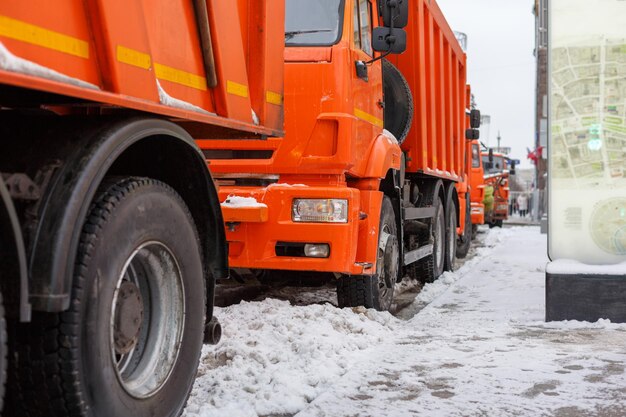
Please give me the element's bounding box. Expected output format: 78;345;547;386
382;59;413;145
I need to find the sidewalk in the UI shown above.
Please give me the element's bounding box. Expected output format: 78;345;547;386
296;228;626;417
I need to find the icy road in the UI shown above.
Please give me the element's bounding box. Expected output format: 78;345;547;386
183;227;626;417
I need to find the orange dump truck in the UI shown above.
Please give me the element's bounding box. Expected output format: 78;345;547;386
0;2;285;416
482;150;511;228
468;145;511;233
206;0;480;311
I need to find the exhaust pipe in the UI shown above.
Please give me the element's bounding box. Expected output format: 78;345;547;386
203;317;222;345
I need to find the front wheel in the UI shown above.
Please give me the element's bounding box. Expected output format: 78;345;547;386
337;197;399;311
489;219;503;228
8;178;207;417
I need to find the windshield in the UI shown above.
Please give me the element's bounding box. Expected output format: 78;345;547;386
285;0;344;46
482;155;506;175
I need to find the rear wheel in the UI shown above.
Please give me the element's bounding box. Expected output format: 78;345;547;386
444;197;458;272
471;224;478;240
337;197;398;311
8;178;206;417
411;195;445;283
456;197;471;259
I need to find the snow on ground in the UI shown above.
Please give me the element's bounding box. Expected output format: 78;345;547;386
184;227;626;417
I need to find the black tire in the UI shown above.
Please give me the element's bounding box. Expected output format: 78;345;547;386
471;224;478;240
411;195;445;283
0;291;6;414
7;178;206;417
337;197;399;311
443;195;458;272
489;219;503;228
382;59;413;144
456;197;471;259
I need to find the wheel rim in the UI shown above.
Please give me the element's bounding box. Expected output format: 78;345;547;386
110;241;185;399
448;209;456;264
435;205;444;267
377;224;397;310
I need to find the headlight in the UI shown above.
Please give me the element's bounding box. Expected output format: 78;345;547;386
497;204;508;211
471;207;484;214
292;199;348;223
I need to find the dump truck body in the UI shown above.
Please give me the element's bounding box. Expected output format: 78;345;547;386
0;2;285;416
206;0;472;311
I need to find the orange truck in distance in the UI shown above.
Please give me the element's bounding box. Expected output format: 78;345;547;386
0;1;286;416
468;144;513;234
207;0;481;311
482;150;512;228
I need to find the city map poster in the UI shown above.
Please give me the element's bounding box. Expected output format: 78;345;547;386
549;0;626;263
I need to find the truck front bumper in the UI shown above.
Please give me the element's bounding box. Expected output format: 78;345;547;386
218;184;381;276
471;202;485;225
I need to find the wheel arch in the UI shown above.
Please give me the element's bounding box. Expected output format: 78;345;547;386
363;133;402;180
13;116;226;313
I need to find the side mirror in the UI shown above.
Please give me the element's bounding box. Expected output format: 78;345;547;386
465;129;480;140
488;148;494;162
372;27;407;54
485;162;493;170
379;0;409;28
510;161;516;176
470;109;481;129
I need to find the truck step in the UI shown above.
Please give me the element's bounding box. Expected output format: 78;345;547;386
404;244;433;266
403;206;436;220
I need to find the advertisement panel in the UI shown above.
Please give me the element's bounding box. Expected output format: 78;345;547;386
549;0;626;263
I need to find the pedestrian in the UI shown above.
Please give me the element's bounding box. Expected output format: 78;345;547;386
517;193;528;217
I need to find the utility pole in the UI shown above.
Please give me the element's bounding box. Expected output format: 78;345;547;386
497;131;501;153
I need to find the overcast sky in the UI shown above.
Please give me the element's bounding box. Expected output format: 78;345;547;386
437;0;536;168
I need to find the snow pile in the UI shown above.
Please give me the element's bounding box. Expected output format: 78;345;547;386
185;227;626;416
221;196;267;209
156;80;213;114
0;42;99;90
412;227;515;307
296;227;626;417
265;183;309;189
547;258;626;275
183;299;398;417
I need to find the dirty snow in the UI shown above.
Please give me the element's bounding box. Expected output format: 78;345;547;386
156;80;213;114
221;196;267;209
252;109;260;126
0;42;99;90
184;227;626;417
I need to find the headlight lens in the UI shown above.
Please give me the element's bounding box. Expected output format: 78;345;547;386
292;199;348;223
497;204;509;211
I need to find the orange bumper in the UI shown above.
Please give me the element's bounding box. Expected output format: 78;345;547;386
471;202;485;225
219;184;382;276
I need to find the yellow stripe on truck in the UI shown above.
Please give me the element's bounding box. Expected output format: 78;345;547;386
0;15;89;59
154;62;208;91
116;45;152;70
354;107;383;128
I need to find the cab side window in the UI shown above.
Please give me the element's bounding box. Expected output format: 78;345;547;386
353;0;373;56
472;144;480;168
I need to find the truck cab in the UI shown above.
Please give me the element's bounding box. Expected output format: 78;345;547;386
205;0;401;279
482;150;511;227
205;0;469;312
